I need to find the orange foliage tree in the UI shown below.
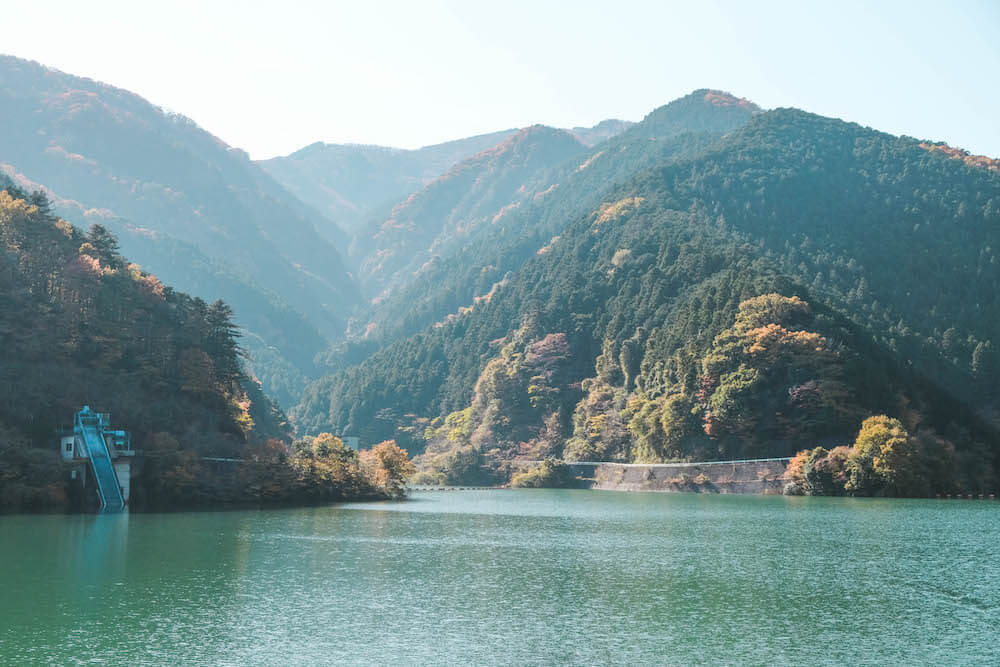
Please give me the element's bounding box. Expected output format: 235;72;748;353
361;440;415;498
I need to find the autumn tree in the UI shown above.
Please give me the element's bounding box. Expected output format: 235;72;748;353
845;416;909;496
361;440;415;498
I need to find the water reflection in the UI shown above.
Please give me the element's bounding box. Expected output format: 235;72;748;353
1;492;998;664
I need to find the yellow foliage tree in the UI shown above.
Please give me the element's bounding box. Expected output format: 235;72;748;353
361;440;415;499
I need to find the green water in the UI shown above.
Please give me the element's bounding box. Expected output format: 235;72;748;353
1;490;998;665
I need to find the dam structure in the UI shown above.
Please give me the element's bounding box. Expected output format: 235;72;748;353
60;406;134;511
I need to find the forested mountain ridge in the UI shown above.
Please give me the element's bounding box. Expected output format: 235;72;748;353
293;104;1000;492
321;90;761;368
0;164;326;409
351;125;587;299
259;129;519;236
0;55;357;404
621;107;1000;406
259;119;635;238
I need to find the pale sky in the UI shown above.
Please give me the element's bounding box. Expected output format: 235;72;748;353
3;0;998;160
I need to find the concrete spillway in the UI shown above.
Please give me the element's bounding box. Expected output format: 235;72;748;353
75;407;125;511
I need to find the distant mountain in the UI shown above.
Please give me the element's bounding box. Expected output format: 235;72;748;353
259;130;519;237
294;98;1000;492
567;119;634;146
259;120;633;238
350;125;587;299
0;55;358;404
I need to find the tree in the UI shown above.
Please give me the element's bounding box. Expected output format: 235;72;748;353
845;415;908;496
179;348;217;395
85;224;124;270
732;293;810;331
311;432;356;465
361;441;415;498
206;300;243;386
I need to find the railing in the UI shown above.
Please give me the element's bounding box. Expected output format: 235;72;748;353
75;410;125;512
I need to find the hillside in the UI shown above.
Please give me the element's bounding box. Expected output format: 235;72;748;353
0;178;421;511
0;178;285;509
351;125;587;298
259;119;634;238
293;106;1000;492
0;55;357;404
327;90;760;361
259;130;518;236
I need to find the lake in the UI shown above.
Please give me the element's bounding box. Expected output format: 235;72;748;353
1;490;998;664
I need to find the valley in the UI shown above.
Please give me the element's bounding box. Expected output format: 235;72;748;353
1;56;998;506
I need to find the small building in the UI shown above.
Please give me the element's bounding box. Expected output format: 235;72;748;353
340;435;361;450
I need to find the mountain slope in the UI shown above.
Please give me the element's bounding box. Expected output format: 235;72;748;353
259;129;519;237
351;125;587;298
294;106;1000;491
0;55;358;402
259;119;634;238
335;89;760;355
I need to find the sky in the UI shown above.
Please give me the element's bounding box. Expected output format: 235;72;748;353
3;0;998;160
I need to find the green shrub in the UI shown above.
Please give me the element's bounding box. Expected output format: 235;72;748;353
510;459;572;488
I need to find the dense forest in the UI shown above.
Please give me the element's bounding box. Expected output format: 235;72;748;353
314;90;760;371
0;178;411;512
296;102;1000;494
350;125;587;298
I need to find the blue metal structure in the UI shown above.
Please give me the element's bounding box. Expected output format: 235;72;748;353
74;406;125;512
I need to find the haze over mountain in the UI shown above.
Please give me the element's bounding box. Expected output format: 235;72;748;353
258;119;633;239
351;124;588;299
567;119;635;147
0;55;360;405
258;129;519;237
336;90;760;351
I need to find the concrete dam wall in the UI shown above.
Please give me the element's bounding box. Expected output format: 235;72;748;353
565;459;790;494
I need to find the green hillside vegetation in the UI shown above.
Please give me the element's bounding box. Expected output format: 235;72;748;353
315;90;759;375
351;125;587;298
294;104;999;494
0;180;410;512
783;414;988;497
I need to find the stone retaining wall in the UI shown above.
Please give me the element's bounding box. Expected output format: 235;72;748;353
566;460;789;494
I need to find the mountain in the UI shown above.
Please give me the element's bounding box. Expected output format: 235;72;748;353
333;89;760;357
567;119;635;146
0;55;358;404
259;120;634;238
350;125;587;299
293;100;1000;492
258;129;519;237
